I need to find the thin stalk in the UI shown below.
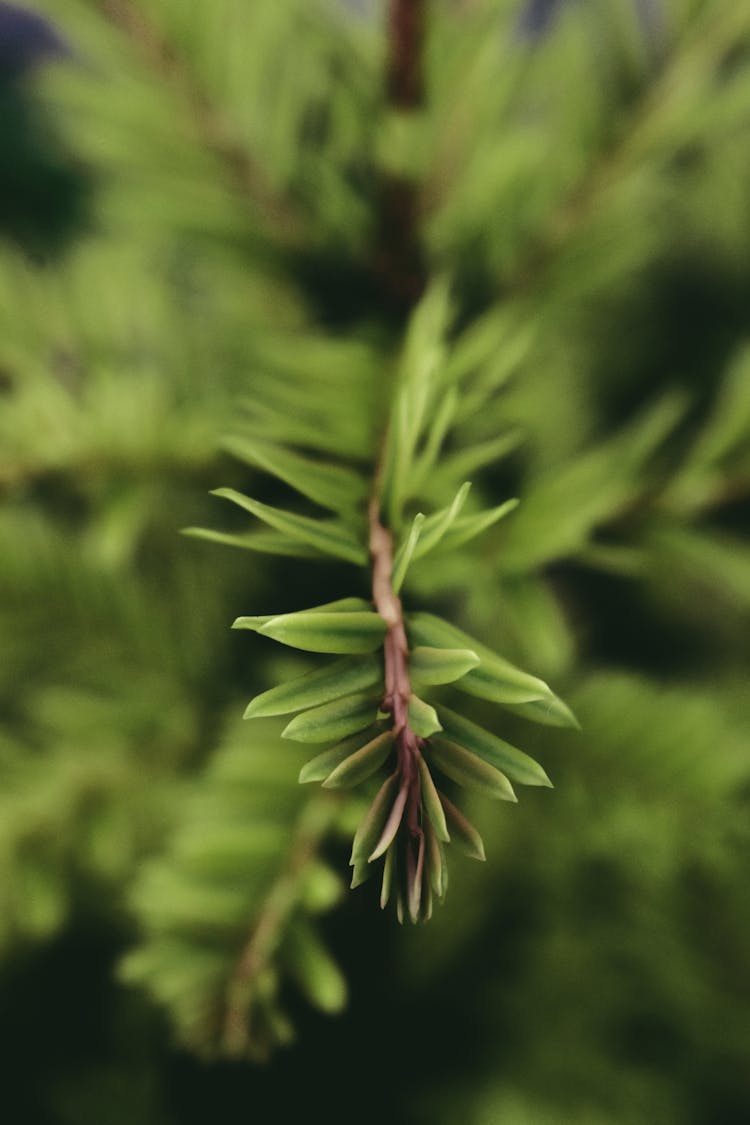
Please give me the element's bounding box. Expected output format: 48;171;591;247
367;1;431;842
369;498;423;845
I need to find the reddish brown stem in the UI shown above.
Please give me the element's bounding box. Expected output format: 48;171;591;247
369;499;422;837
386;0;427;108
375;0;428;308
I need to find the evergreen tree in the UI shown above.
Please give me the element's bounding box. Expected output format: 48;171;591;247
2;1;750;1122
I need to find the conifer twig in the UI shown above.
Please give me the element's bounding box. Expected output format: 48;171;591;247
367;1;429;879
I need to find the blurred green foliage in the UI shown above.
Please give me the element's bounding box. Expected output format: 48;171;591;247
2;0;750;1122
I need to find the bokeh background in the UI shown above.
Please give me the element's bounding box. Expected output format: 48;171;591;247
2;1;750;1122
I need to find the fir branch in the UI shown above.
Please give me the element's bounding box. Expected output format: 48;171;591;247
370;0;451;910
213;268;570;924
371;1;431;813
178;4;575;934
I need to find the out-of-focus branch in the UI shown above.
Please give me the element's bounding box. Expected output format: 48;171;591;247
375;0;428;308
98;0;304;246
